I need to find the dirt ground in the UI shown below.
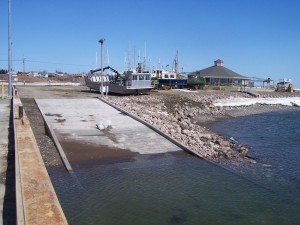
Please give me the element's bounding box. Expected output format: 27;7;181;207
0;74;85;85
17;86;94;99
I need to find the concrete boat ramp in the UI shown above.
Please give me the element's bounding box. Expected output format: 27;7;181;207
10;96;184;225
35;98;182;164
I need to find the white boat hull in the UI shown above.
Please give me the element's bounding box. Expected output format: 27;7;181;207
84;76;152;94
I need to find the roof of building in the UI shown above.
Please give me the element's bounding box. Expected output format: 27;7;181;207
190;60;250;80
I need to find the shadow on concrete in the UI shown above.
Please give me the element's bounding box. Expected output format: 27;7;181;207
3;99;16;225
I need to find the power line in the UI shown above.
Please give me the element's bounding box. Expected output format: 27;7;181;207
27;60;93;67
0;59;23;61
0;59;93;67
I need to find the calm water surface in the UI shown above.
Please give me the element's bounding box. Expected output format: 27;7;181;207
48;110;300;225
209;109;300;201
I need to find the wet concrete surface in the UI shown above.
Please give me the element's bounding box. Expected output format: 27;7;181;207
59;138;138;165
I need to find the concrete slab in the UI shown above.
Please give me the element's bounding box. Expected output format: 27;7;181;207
35;98;182;155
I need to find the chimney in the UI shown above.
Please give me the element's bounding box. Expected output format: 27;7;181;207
214;59;224;66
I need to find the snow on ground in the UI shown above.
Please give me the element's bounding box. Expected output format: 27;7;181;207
172;89;198;93
14;82;81;86
214;97;300;107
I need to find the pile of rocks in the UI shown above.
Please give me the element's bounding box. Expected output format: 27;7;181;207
106;91;250;161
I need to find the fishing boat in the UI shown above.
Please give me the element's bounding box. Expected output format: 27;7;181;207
84;63;153;94
152;69;177;80
152;69;187;88
151;51;188;89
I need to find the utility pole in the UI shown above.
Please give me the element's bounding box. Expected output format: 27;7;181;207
8;0;12;96
23;58;26;75
99;38;105;97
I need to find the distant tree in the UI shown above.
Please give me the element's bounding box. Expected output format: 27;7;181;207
0;69;8;74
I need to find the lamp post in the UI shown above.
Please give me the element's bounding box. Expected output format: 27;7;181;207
99;38;105;97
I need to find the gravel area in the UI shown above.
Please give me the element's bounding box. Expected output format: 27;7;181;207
105;90;300;165
20;98;64;168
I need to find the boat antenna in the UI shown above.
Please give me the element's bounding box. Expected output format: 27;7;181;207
95;51;98;69
123;54;127;71
133;46;136;69
106;47;110;67
158;58;161;70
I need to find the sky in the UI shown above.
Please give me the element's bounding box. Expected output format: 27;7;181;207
1;0;300;87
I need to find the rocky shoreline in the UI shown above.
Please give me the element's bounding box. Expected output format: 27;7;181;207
105;90;299;165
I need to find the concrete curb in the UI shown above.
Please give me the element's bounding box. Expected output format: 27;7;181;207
13;98;25;225
34;98;73;172
98;97;204;159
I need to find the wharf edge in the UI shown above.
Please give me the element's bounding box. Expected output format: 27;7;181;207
13;95;68;225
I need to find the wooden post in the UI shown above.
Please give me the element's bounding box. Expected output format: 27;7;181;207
1;82;4;99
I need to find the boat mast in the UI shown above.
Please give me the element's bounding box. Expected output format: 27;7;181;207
173;50;179;73
133;46;136;69
127;42;131;70
143;41;147;71
138;48;141;65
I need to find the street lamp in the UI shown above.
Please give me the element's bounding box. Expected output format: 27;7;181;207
99;38;105;97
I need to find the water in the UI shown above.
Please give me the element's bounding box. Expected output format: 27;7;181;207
209;109;300;201
48;110;300;225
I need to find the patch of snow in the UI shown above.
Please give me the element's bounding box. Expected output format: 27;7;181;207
214;97;300;107
14;82;81;86
172;89;197;93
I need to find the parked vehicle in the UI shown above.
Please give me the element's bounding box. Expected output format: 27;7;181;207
275;78;293;92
